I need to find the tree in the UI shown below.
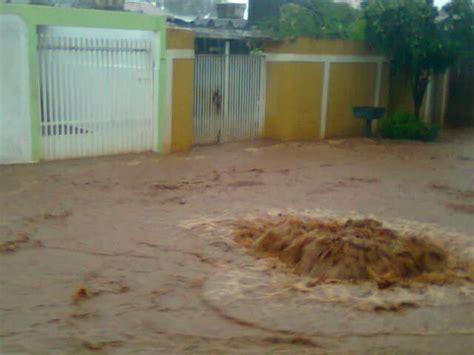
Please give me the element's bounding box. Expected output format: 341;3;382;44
248;0;290;26
441;0;474;54
363;0;473;118
257;0;360;39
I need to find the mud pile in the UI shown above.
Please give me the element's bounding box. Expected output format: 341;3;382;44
234;216;472;288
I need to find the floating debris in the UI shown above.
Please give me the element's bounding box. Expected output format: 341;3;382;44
72;287;91;304
233;215;473;288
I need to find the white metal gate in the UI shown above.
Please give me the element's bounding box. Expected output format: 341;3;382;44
38;26;158;160
193;54;265;145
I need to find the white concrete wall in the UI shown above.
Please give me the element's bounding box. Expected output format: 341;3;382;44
0;14;32;164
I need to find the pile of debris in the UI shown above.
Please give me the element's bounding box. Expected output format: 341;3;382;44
233;216;472;289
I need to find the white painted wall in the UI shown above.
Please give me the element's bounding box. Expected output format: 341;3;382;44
0;15;33;164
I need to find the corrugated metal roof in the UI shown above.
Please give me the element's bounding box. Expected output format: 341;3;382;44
167;16;266;40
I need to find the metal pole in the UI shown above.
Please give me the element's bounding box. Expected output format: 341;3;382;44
222;41;230;143
366;119;372;138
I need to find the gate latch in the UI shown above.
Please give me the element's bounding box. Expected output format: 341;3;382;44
212;89;222;115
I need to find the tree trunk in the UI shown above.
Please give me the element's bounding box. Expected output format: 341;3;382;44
412;70;430;118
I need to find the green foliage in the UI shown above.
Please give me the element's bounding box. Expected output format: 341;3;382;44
363;0;473;118
246;38;264;54
347;17;367;41
441;0;474;53
379;111;439;141
364;0;454;75
258;0;361;40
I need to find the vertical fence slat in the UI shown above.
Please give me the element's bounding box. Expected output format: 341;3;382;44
39;34;47;156
37;28;156;160
192;54;265;145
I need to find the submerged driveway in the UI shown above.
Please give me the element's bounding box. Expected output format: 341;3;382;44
1;130;473;353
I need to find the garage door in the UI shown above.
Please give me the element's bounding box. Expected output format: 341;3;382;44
38;26;158;160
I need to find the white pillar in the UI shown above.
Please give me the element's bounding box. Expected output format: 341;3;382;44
319;61;331;139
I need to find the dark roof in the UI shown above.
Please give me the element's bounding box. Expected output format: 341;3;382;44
193;18;247;30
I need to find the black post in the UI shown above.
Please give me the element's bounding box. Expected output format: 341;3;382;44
365;119;372;138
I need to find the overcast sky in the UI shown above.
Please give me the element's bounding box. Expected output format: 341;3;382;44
434;0;450;7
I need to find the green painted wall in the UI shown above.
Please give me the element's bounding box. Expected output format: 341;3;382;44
0;4;167;161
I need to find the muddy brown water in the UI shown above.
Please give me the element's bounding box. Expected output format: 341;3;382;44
1;129;473;353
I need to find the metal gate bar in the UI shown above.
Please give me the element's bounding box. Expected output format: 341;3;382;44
38;27;157;160
192;54;225;145
193;53;265;145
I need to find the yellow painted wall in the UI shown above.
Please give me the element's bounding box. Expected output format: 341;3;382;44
265;62;323;140
167;27;194;49
264;38;380;56
171;59;194;152
166;34;400;149
325;63;377;138
380;63;390;108
264;38;389;141
372;63;391;132
166;27;195;152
